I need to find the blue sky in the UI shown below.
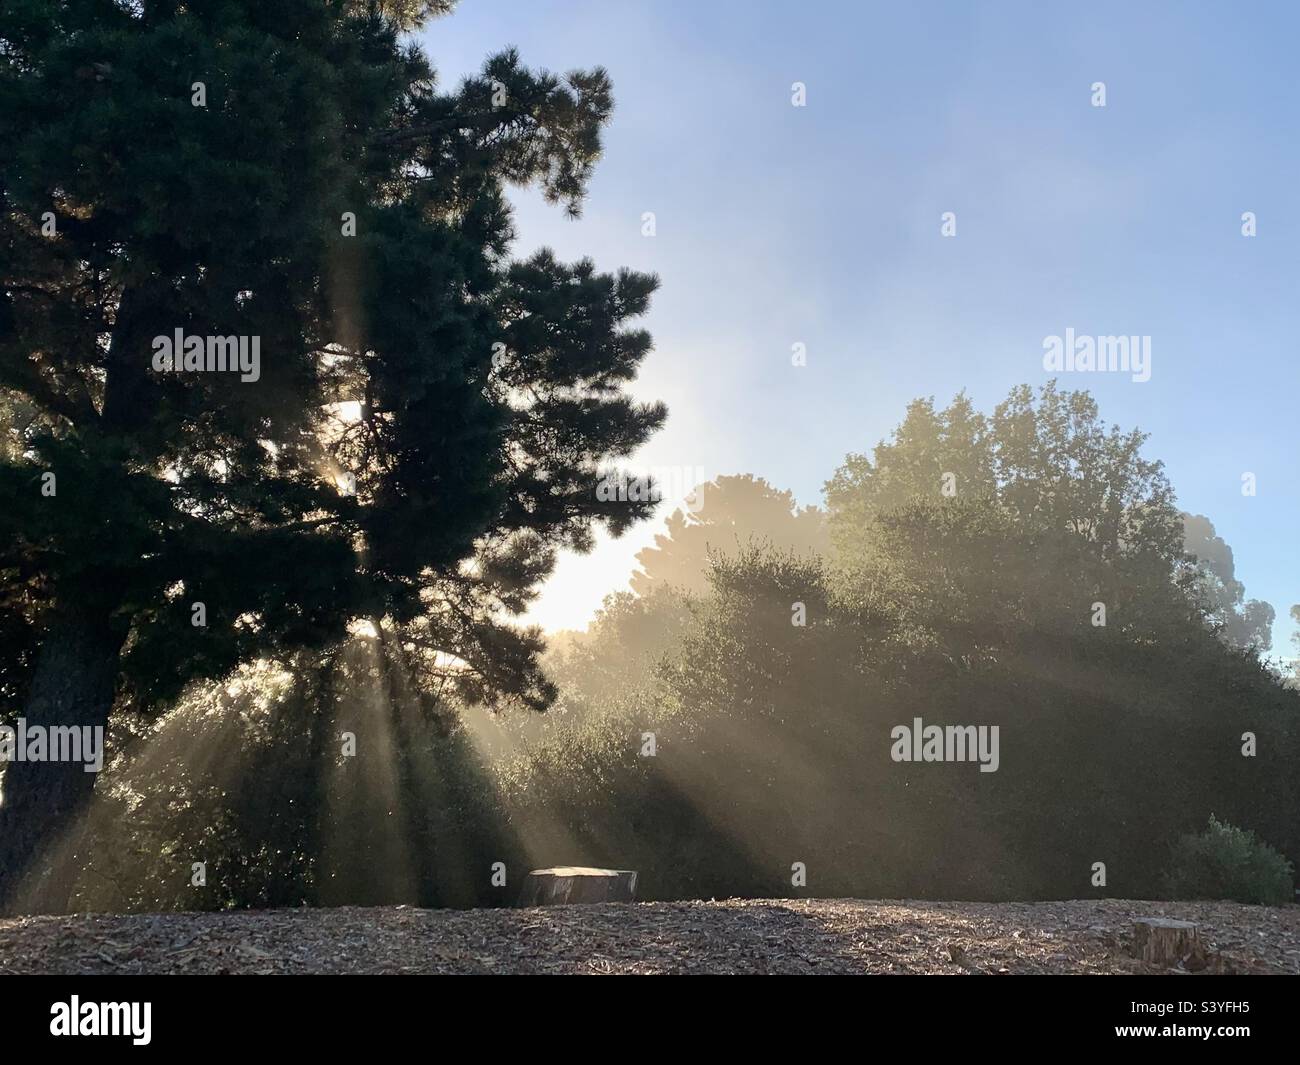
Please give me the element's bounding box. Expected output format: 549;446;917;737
422;1;1299;650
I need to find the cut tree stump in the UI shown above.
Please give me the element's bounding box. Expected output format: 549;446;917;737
518;867;638;907
1131;918;1204;967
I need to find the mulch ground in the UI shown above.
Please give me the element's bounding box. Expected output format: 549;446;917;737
1;898;1296;974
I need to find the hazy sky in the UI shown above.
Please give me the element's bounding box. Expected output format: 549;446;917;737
423;1;1299;650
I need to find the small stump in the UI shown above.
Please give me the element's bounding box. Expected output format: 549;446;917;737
518;867;638;907
1131;918;1203;967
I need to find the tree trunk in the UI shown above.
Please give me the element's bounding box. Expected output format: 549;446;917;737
1131;918;1204;968
518;867;639;906
0;605;124;913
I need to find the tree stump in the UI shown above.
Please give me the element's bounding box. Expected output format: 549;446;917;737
1131;918;1203;966
518;867;638;907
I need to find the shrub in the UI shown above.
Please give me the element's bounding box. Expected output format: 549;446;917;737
1161;816;1294;905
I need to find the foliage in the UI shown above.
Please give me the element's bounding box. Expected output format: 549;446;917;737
494;386;1300;902
630;474;827;598
0;0;664;714
1161;816;1294;906
0;0;666;904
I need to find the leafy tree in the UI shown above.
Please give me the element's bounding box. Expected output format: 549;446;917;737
630;474;827;597
822;391;995;544
0;1;664;907
534;385;1298;900
1181;513;1273;652
542;586;694;719
503;386;1298;905
826;384;1207;649
826;383;1182;569
640;532;1299;899
541;474;828;726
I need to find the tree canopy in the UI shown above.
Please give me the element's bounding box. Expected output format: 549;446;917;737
0;0;664;906
631;474;827;598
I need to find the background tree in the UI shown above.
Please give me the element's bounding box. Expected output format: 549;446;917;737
630;473;827;598
507;385;1298;901
540;473;827;726
542;586;693;720
0;0;664;907
826;383;1182;569
1181;513;1274;652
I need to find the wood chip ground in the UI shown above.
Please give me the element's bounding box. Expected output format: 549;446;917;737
0;899;1296;975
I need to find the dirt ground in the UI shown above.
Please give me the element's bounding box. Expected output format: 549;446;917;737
0;898;1296;975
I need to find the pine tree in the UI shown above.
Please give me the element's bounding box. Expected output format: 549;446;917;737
0;0;665;906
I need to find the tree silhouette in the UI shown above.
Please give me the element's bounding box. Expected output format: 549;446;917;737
0;1;664;905
631;474;826;597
